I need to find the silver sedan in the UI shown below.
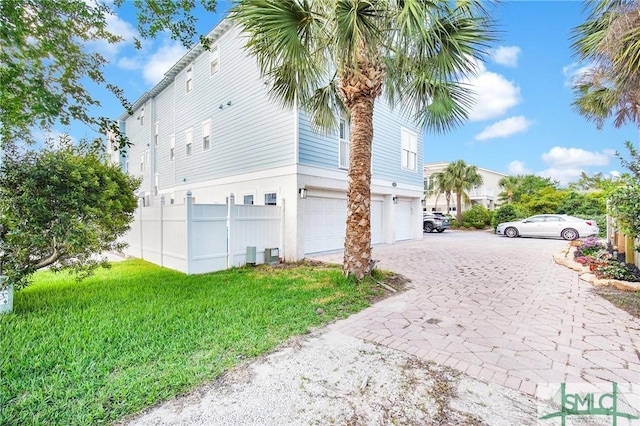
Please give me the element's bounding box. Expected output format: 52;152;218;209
496;214;599;240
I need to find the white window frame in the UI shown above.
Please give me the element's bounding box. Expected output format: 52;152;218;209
401;128;417;171
210;44;220;76
154;121;159;147
140;153;145;172
139;107;145;126
186;65;193;93
264;192;277;206
202;120;211;151
243;194;254;205
185;129;193;157
170;134;175;161
338;118;349;169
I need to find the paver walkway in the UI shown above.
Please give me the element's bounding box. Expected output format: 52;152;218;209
312;230;640;397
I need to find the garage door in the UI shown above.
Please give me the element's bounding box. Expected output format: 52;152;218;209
371;200;382;245
304;197;347;254
395;200;412;241
304;197;383;254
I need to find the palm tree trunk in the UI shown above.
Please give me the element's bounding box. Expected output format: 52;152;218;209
456;193;463;224
343;96;374;279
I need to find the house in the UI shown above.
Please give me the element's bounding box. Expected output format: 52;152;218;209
116;18;424;263
423;162;507;214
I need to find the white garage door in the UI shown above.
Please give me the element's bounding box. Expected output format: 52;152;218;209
371;200;382;245
304;197;347;254
304;197;384;254
395;200;412;241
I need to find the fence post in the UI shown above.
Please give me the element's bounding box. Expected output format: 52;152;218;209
227;193;235;269
160;195;165;267
186;190;193;274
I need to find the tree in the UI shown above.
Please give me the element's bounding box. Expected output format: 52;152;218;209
571;0;640;130
607;141;640;239
231;0;494;278
440;160;483;224
498;175;520;204
431;171;454;214
0;138;140;289
510;175;558;204
1;0;217;150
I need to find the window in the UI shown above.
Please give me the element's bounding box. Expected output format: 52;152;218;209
170;134;175;161
265;193;277;205
186;65;193;93
244;195;254;205
210;44;220;75
401;128;417;171
154;122;159;147
139;107;145;125
185;129;193;157
202;120;211;150
338;118;349;169
140;153;145;172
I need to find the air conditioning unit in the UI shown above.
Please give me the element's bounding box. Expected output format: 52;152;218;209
264;248;279;265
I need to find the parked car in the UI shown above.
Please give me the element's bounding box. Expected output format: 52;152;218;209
495;214;599;240
423;213;451;233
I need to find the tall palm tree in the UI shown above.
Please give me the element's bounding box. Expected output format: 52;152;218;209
431;171;454;214
498;175;520;204
231;0;494;279
441;160;483;223
571;0;640;130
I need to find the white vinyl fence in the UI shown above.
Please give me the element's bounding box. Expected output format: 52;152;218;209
124;192;283;274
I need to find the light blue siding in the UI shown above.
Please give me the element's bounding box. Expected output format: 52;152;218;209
298;98;423;186
122;24;297;195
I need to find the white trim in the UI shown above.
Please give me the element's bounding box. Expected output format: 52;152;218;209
401;127;417;171
209;43;220;76
202;119;211;151
185;128;193;157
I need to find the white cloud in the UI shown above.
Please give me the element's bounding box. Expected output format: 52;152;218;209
562;61;594;87
507;160;532;175
490;46;521;67
143;41;187;85
474;116;533;141
541;146;614;168
537;167;585;186
89;13;137;58
118;56;141;71
466;61;521;121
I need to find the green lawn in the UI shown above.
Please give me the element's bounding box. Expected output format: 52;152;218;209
0;259;383;425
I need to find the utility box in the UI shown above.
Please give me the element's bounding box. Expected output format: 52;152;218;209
246;246;257;265
264;248;279;265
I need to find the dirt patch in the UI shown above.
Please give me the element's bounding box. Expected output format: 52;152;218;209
592;286;640;318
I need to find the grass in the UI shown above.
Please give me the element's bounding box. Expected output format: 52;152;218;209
0;259;388;425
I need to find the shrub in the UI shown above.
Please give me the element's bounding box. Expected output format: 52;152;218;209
491;204;528;229
461;205;491;229
595;261;640;282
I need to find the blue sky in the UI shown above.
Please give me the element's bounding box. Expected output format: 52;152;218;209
67;0;637;186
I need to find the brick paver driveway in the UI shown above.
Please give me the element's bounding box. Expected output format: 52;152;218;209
313;230;640;396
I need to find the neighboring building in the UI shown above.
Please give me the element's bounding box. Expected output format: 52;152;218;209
423;162;508;214
117;18;424;262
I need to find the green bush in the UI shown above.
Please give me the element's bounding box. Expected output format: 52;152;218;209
461;205;491;229
491;204;528;229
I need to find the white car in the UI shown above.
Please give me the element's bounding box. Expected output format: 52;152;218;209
496;214;599;240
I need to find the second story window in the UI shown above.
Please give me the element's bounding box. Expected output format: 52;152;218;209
210;45;220;75
140;153;145;172
202;120;211;151
185;129;193;157
139;107;145;125
186;65;193;93
401;128;417;171
170;134;175;161
338;119;349;169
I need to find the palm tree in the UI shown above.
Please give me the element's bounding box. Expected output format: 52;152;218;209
571;0;640;130
498;175;520;204
431;171;454;214
231;0;493;279
441;160;483;224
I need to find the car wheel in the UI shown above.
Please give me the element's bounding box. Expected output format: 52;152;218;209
436;229;445;233
504;227;519;238
561;228;579;240
424;222;434;233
